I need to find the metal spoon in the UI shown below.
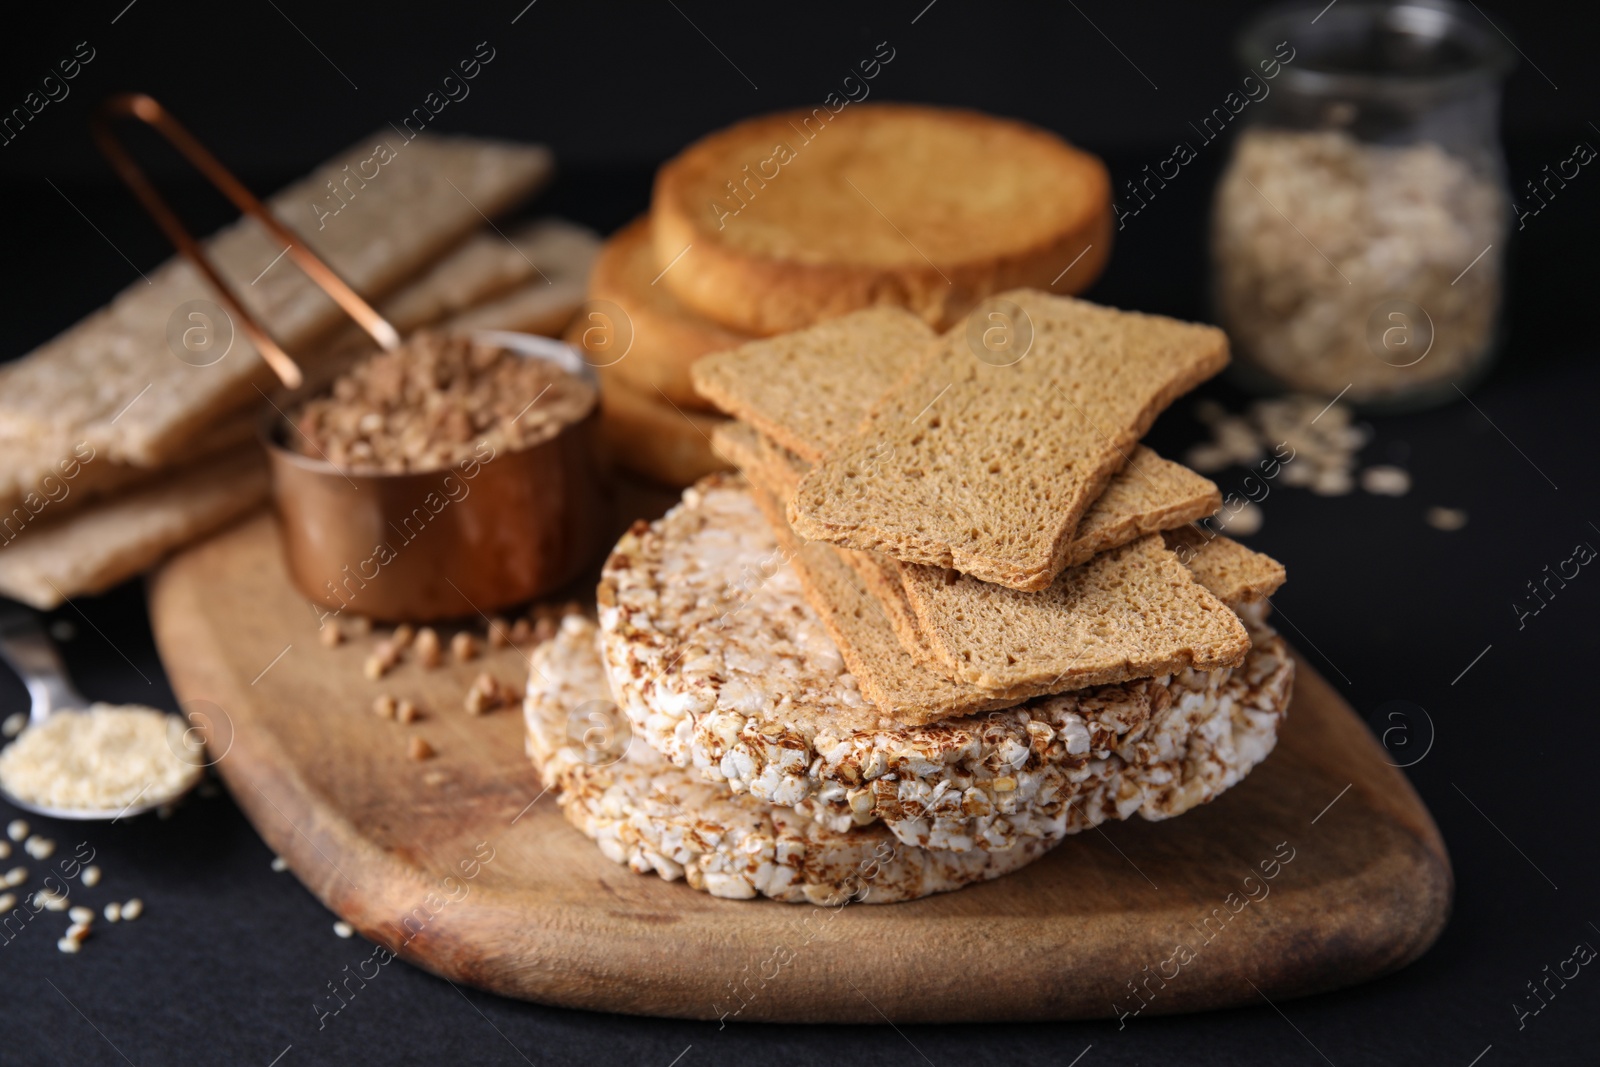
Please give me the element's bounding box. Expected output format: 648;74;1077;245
0;607;200;820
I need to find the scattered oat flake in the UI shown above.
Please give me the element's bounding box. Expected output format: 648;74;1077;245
1360;465;1412;496
1426;506;1468;531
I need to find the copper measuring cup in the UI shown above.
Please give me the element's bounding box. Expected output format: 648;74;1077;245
94;94;607;621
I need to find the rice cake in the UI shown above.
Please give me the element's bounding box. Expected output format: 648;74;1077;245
652;104;1111;335
594;484;1293;851
526;616;1057;900
789;291;1230;590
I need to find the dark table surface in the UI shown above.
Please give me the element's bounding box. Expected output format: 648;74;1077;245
4;2;1599;1064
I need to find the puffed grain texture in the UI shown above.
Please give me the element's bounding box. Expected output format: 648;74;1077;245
525;616;1056;901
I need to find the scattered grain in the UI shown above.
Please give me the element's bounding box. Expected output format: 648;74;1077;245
395;700;420;725
372;694;398;720
103;902;121;922
333;920;354;938
533;617;557;644
24;835;55;860
56;936;80;953
2;713;25;739
487;618;511;649
364;652;393;681
69;905;94;924
121;898;143;921
80;865;101;887
3;866;25;887
408;737;435;761
451;632;480;662
1361;465;1412;496
347;616;372;637
66;921;91;942
509;618;532;644
319;621;343;648
391;624;416;650
414;627;442;668
0;841;9;860
7;820;28;842
270;856;288;873
1426;506;1469;531
0;892;14;912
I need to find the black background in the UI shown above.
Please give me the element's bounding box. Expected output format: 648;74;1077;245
2;1;1599;1064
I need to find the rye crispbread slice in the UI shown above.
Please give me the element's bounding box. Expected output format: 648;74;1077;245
0;133;551;469
1164;525;1287;603
691;307;935;463
715;419;1249;684
714;417;1282;615
750;478;1250;714
0;447;268;609
789;290;1230;590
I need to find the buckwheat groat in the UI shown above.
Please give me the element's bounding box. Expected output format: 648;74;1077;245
596;479;1294;851
524;617;1057;902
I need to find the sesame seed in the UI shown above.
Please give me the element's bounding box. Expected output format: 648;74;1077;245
0;841;8;860
66;921;91;942
24;835;55;860
103;902;121;923
333;921;354;938
0;892;14;912
56;937;80;953
270;857;288;872
7;820;28;842
121;898;143;921
80;865;101;887
3;867;26;887
69;905;94;924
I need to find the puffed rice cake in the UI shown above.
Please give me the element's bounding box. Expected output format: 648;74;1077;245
524;616;1056;903
597;479;1295;851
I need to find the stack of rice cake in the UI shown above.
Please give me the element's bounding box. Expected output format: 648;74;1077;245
525;289;1292;904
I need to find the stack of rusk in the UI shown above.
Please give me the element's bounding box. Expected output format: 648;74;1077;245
568;101;1113;488
0;132;600;608
525;290;1294;905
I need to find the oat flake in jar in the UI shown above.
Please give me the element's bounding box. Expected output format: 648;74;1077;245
1212;0;1514;411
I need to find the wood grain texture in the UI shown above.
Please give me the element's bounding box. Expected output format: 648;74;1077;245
148;512;1451;1022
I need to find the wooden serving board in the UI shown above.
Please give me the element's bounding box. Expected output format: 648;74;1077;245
148;512;1451;1023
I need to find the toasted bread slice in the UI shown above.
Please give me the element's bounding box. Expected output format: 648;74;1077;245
790;291;1230;590
653;104;1111;335
592;364;730;488
693;307;934;460
578;217;754;411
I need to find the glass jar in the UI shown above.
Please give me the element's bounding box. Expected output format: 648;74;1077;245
1211;0;1514;411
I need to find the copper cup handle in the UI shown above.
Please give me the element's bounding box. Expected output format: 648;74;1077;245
89;92;401;389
